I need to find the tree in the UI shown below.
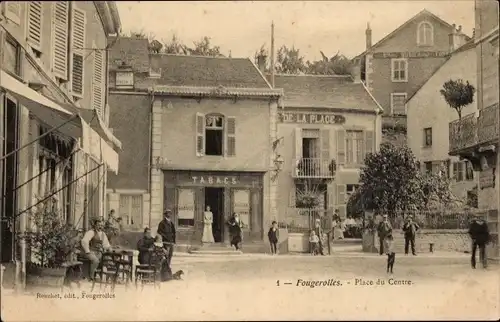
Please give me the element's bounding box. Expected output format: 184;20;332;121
163;34;189;55
306;51;353;75
440;79;476;119
187;36;225;57
275;45;307;74
352;143;454;216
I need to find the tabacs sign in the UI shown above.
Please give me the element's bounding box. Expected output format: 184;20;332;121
280;112;346;125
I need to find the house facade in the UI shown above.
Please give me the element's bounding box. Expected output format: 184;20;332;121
107;43;283;244
407;41;477;202
272;74;382;227
0;1;121;287
449;0;499;260
353;9;470;148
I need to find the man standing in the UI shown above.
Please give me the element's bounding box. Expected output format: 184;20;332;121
402;216;419;256
157;209;176;266
377;214;392;255
314;218;325;256
468;215;490;269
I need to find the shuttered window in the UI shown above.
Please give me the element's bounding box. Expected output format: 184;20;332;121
71;8;86;97
226;117;236;157
51;2;69;80
336;129;346;165
93;47;104;116
27;2;43;50
195;113;205;156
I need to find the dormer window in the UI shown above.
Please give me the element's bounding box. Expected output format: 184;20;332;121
115;71;134;89
417;21;434;46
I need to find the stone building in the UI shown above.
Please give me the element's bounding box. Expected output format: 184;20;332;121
107;38;283;245
407;40;477;202
449;0;499;260
270;73;382;226
0;1;121;287
352;9;471;147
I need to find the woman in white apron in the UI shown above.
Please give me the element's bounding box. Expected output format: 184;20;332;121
202;205;215;244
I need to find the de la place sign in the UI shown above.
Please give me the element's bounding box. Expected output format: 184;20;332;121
280;112;346;125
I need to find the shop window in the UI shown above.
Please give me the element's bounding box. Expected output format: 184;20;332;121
177;189;195;227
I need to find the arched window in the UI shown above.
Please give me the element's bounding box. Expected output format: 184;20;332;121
205;113;224;156
417;22;434;46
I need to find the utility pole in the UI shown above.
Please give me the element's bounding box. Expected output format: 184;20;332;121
270;21;275;88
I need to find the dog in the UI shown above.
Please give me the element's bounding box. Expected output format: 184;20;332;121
172;270;184;280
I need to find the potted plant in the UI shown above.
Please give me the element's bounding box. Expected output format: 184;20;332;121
23;201;81;287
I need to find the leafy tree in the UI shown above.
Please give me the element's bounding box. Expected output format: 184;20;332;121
306;51;353;75
351;143;454;216
163;34;189;55
275;45;307;74
440;79;476;119
187;36;225;57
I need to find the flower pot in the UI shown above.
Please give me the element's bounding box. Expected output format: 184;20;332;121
26;263;67;288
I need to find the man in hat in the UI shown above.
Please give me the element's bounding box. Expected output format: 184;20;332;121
81;217;112;280
402;216;419;256
157;209;176;266
377;214;392;255
468;215;490;269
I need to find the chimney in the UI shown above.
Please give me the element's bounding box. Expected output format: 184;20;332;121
351;58;362;83
365;22;372;50
256;53;267;74
449;24;460;51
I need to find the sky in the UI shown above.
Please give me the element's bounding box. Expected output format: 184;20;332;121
116;0;475;61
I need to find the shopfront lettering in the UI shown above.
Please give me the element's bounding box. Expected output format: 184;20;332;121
372;51;449;59
281;112;346;125
192;176;238;185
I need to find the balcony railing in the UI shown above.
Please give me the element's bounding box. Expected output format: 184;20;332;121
478;103;499;145
292;158;335;179
449;112;478;154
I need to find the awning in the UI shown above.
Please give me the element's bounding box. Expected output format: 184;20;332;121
1;70;119;173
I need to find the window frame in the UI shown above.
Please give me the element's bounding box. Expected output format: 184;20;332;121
390;92;408;115
391;58;408;83
417;21;434;47
204;113;225;156
345;130;364;166
453;161;465;182
423;127;433;147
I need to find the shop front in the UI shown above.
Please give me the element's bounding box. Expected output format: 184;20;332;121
163;170;264;245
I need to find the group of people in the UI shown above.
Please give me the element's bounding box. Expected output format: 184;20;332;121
201;205;246;251
376;213;491;273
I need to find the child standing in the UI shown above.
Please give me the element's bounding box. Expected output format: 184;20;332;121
267;221;280;255
384;233;396;274
309;230;320;255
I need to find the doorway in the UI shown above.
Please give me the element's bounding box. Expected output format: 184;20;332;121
204;187;224;242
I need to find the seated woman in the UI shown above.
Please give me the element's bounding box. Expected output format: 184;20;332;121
80;217;112;280
136;227;155;265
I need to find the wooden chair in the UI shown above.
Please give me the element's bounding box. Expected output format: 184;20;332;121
135;248;164;290
91;252;122;292
115;250;134;290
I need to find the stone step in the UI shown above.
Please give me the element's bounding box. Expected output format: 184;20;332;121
189;249;242;255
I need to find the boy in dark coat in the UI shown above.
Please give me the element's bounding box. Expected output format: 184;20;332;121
402;216;420;255
468;216;490;269
267;221;279;255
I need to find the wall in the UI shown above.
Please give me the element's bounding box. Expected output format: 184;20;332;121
107;92;150;190
407;46;478;199
277;109;378;222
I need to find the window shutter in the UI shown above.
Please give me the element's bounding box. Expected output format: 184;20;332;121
336;129;346;165
321;129;330;162
71;8;85;97
52;1;69;80
336;184;346;205
226;117;236;157
294;128;303;161
195;113;205;156
131;195;143;228
327;183;335;213
364;130;374;161
27;2;43;50
338;205;347;220
92;47;104;116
